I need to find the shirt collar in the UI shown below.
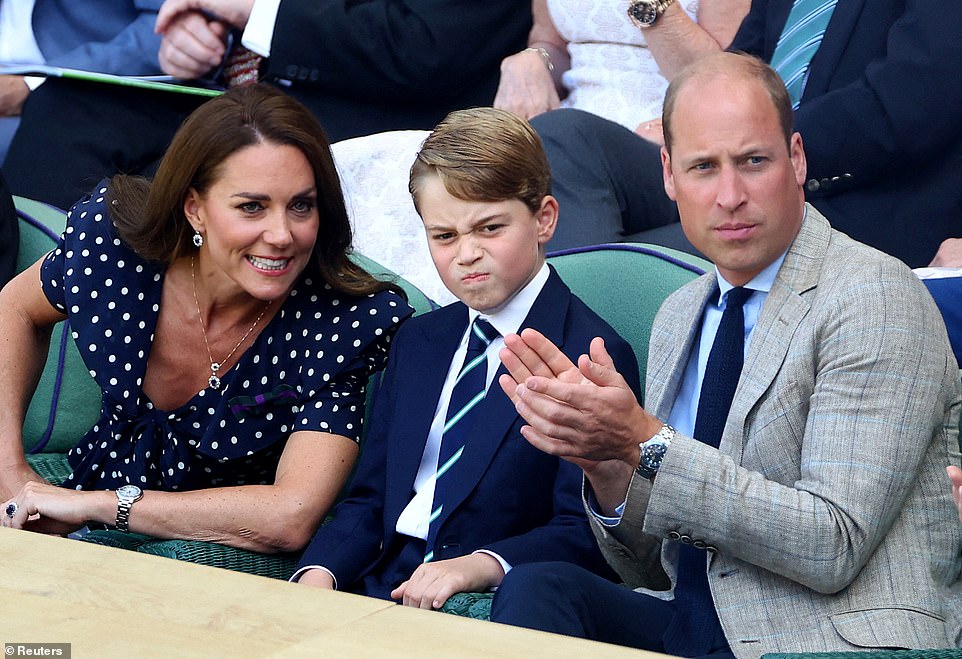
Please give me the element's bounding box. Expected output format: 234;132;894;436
468;262;550;337
713;250;788;303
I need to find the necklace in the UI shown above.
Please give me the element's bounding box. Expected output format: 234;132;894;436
191;256;271;390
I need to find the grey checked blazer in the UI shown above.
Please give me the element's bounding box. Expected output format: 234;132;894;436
590;206;962;657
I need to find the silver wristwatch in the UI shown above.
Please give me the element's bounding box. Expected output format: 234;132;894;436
627;0;677;29
115;484;143;533
635;424;676;479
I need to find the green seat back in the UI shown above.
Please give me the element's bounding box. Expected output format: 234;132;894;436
548;243;710;396
15;197;102;454
350;250;437;317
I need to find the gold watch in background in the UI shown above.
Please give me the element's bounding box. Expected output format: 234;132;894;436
627;0;677;29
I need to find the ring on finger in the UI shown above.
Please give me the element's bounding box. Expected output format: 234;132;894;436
5;502;18;518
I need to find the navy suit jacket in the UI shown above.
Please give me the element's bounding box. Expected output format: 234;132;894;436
265;0;530;141
297;268;637;595
731;0;962;267
31;0;162;74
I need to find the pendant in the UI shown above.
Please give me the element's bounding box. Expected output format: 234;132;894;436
209;362;222;390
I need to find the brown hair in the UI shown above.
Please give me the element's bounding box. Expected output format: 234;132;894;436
662;52;794;153
408;107;551;214
108;84;397;298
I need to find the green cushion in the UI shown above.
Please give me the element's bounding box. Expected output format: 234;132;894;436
25;452;73;485
439;592;494;619
80;530;301;580
547;243;709;395
351;250;437;316
15;196;101;455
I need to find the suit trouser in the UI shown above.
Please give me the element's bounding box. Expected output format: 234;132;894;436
531;109;703;259
490;561;733;658
0;168;18;286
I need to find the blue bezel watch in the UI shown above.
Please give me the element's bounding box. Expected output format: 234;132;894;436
635;424;676;480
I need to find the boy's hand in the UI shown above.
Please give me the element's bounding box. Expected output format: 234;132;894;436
390;553;504;609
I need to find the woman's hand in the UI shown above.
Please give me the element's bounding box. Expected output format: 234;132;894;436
2;481;113;535
493;48;562;120
390;553;505;609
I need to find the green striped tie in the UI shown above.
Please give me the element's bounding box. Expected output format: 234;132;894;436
423;318;497;562
770;0;838;109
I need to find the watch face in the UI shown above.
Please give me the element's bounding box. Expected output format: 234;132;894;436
642;442;667;468
628;2;659;27
117;485;143;500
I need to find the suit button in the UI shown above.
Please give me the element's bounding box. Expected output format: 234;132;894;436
680;535;692;544
668;531;681;540
706;545;718;554
806;179;820;192
285;64;299;78
309;69;320;82
693;540;706;549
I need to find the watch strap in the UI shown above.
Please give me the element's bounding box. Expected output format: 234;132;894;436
635;424;676;479
627;0;677;29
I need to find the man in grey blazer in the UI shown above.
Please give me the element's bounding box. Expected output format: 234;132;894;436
490;52;962;657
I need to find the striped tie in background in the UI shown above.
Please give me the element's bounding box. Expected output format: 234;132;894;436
769;0;838;109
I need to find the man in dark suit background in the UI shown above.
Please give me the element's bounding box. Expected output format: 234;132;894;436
3;0;530;210
535;0;962;268
0;171;18;288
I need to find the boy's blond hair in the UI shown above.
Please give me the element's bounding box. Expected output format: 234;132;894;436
409;107;551;214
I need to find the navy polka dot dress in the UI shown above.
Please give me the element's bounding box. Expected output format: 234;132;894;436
40;183;413;492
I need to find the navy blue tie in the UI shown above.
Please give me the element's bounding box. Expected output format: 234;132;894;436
423;318;497;562
663;286;752;655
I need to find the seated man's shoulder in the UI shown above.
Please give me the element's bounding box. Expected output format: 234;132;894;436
820;229;930;300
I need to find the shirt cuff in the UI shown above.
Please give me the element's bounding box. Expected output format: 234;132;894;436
472;549;512;581
587;487;626;527
289;564;337;590
242;0;282;57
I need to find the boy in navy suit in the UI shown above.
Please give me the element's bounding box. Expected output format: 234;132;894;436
291;108;638;609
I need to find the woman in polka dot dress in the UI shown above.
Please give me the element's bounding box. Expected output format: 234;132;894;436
0;85;413;552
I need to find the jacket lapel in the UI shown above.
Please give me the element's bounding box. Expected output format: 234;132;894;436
384;303;469;526
720;207;828;463
646;275;715;423
432;268;572;528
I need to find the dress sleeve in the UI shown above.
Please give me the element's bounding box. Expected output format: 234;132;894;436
295;289;413;442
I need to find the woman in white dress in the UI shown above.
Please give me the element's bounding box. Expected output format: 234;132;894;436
337;0;747;304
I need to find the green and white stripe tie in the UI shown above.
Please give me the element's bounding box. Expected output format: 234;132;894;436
423;318;497;562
